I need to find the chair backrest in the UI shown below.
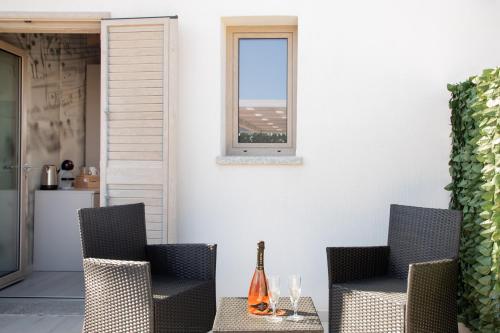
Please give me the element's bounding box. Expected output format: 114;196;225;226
78;203;147;261
387;204;462;279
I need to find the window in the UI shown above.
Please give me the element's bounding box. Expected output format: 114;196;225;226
226;26;297;156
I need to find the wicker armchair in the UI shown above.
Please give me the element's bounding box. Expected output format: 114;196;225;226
326;204;462;333
78;203;217;333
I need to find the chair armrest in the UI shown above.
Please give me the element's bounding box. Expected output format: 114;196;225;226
326;246;389;285
146;243;217;280
406;258;459;333
82;258;154;333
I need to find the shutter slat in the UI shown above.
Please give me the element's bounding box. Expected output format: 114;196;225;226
147;230;162;239
110;39;161;48
146;222;162;231
109;103;162;112
109;25;163;33
108;184;162;190
109;112;163;120
108;143;162;152
108;120;163;128
109;31;163;41
108;151;162;160
146;215;162;223
109;88;163;96
109;80;163;89
110;48;163;57
110;72;163;80
108;189;163;198
109;197;162;206
109;63;163;73
108;127;163;136
109;96;163;104
110;56;163;65
108;136;163;144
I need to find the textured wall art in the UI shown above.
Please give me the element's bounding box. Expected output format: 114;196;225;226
0;33;99;173
0;33;99;263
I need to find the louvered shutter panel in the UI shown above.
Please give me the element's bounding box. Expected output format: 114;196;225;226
100;17;177;244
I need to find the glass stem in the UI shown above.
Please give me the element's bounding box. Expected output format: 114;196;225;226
294;302;298;317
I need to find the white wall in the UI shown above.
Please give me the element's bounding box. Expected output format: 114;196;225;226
1;0;499;312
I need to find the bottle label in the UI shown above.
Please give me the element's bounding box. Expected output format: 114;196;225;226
251;302;268;312
257;248;264;269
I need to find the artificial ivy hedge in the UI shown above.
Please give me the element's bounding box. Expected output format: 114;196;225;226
447;68;500;332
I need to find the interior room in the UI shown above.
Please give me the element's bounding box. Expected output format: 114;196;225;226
0;32;100;297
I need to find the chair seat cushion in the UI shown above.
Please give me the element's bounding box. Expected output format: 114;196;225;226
334;276;408;304
151;276;215;332
330;277;407;333
151;275;207;299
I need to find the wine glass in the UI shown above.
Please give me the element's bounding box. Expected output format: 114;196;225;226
287;274;304;321
267;275;282;323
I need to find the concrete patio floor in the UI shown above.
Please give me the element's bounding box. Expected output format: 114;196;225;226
0;315;83;333
0;272;471;333
0;272;84;333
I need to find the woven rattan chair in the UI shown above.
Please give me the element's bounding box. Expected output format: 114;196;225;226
78;203;217;333
326;204;462;333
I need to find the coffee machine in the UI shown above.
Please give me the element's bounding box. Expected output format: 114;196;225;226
58;160;75;190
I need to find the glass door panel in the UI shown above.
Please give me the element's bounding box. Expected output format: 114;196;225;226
0;48;21;280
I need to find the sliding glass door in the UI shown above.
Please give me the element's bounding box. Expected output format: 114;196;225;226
0;41;27;289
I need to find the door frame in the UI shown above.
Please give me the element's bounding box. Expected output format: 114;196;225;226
0;12;109;34
0;13;109;288
0;40;29;289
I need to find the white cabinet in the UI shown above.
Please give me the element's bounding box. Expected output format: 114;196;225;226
34;190;97;271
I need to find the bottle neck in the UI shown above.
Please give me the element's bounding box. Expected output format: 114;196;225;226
256;247;264;270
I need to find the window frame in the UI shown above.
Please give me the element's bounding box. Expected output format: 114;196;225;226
225;25;297;156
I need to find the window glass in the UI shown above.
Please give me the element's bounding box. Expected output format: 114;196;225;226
238;38;288;143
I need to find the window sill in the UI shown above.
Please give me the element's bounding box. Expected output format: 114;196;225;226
216;155;303;166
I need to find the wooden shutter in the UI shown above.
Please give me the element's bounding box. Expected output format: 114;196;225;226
100;17;177;244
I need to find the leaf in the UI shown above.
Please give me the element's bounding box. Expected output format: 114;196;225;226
480;211;491;219
476;244;491;256
474;264;491;275
476;284;491;296
477;275;492;286
492;230;500;242
478;296;491;305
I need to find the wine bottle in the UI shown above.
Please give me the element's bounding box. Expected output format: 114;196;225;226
247;241;270;315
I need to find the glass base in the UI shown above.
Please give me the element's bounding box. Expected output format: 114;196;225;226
286;314;304;322
266;315;283;323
